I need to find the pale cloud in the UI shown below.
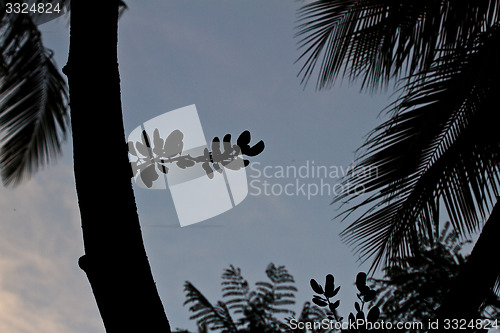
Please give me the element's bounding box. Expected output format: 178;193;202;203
0;152;104;333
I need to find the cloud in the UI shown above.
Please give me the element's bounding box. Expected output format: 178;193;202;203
0;153;104;333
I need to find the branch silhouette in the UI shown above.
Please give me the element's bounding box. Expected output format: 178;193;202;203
128;129;264;187
310;272;380;332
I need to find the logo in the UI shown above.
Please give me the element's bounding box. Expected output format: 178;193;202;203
127;105;264;227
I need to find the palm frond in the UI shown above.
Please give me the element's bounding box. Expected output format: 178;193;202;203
221;265;250;314
333;24;500;270
184;264;300;333
296;0;500;90
184;281;238;333
257;263;297;315
0;13;69;185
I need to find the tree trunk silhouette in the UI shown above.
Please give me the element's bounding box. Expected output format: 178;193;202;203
64;1;171;331
437;198;500;325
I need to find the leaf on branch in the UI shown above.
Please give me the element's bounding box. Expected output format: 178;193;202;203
163;129;183;158
324;274;335;297
202;162;214;179
310;279;324;295
127;141;137;156
312;296;327;307
329;300;340;311
152;128;164;156
140;163;158;188
367;306;380;323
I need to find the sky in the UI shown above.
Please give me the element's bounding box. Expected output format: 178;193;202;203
0;1;484;332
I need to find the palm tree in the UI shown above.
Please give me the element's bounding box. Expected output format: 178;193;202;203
1;1;171;331
295;0;500;322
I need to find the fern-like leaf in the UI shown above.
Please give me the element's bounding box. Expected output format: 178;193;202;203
254;263;297;316
221;265;249;315
184;281;237;333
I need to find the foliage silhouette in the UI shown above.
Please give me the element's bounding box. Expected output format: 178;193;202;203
184;264;386;333
0;4;69;185
296;1;500;90
295;0;500;322
372;222;500;332
296;0;500;271
310;272;380;332
184;263;298;333
128;129;264;187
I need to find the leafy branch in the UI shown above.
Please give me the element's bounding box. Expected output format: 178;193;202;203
310;272;380;332
128;129;264;187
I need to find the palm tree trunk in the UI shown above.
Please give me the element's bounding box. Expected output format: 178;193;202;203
437;198;500;325
64;1;171;331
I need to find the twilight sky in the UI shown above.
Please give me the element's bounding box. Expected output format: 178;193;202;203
0;1;473;332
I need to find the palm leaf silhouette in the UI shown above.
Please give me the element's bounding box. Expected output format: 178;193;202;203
221;265;250;315
0;13;69;185
257;263;297;315
296;0;500;90
333;24;500;269
184;281;238;333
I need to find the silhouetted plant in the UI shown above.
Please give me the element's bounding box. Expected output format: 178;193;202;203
0;7;69;185
184;263;298;333
372;222;500;332
310;272;380;332
183;265;389;333
295;0;500;321
128;129;264;187
183;263;344;333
